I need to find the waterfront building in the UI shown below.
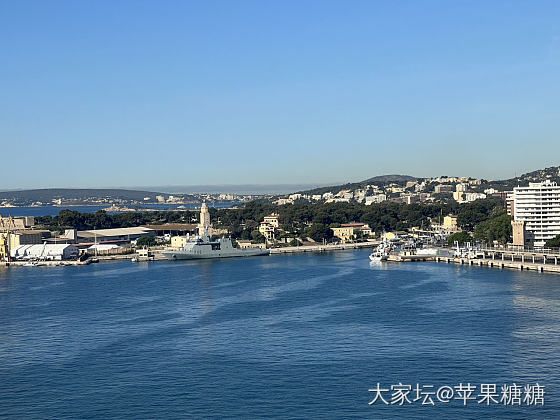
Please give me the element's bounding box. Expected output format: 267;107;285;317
0;216;27;231
511;220;526;247
171;236;189;249
77;227;155;244
7;231;43;249
10;244;79;261
331;223;372;243
146;223;197;237
88;244;121;252
0;233;8;262
331;226;355;243
236;240;267;249
508;180;560;247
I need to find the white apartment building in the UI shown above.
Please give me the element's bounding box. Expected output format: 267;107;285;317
509;180;560;247
455;183;467;192
464;192;486;202
364;194;387;205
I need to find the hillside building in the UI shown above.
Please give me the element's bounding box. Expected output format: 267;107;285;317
434;184;454;194
443;215;459;232
258;222;276;242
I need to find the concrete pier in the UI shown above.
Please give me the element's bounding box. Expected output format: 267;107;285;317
432;248;560;275
270;241;375;254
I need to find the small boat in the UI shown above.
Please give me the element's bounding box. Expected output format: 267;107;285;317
23;261;37;267
369;237;393;262
369;248;387;262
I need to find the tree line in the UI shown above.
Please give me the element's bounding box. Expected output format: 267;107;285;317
35;198;510;243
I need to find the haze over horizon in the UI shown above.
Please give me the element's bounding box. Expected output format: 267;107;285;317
1;164;557;195
1;0;559;190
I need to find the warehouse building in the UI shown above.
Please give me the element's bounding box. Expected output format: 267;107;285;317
10;244;79;261
77;227;155;244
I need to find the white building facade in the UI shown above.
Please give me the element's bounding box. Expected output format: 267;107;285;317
11;244;79;261
509;180;560;247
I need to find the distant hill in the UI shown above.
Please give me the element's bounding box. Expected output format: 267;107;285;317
478;166;560;191
0;188;171;202
298;174;418;195
136;184;327;195
296;166;560;196
362;174;417;184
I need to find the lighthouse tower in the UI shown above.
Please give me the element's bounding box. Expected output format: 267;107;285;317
198;202;211;238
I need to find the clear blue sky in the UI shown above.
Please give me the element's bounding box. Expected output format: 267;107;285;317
1;0;559;190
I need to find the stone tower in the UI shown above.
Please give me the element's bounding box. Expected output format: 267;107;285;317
198;202;211;237
511;220;526;247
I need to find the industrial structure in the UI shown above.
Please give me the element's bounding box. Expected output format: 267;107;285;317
0;215;44;262
77;227;155;244
10;244;79;261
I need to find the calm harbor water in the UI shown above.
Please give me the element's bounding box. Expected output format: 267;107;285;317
0;249;559;419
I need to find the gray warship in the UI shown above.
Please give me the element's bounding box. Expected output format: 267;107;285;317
162;203;269;260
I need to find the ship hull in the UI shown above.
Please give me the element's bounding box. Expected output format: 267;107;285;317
162;249;269;260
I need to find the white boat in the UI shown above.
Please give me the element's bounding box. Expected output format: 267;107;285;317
369;248;388;262
369;253;386;262
369;238;393;262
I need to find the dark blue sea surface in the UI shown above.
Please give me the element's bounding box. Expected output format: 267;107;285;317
0;249;559;419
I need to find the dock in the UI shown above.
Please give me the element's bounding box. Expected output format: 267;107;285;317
388;254;435;262
433;247;560;274
387;246;560;275
1;260;92;267
270;241;376;254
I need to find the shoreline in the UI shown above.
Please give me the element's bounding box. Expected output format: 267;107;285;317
3;243;560;276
